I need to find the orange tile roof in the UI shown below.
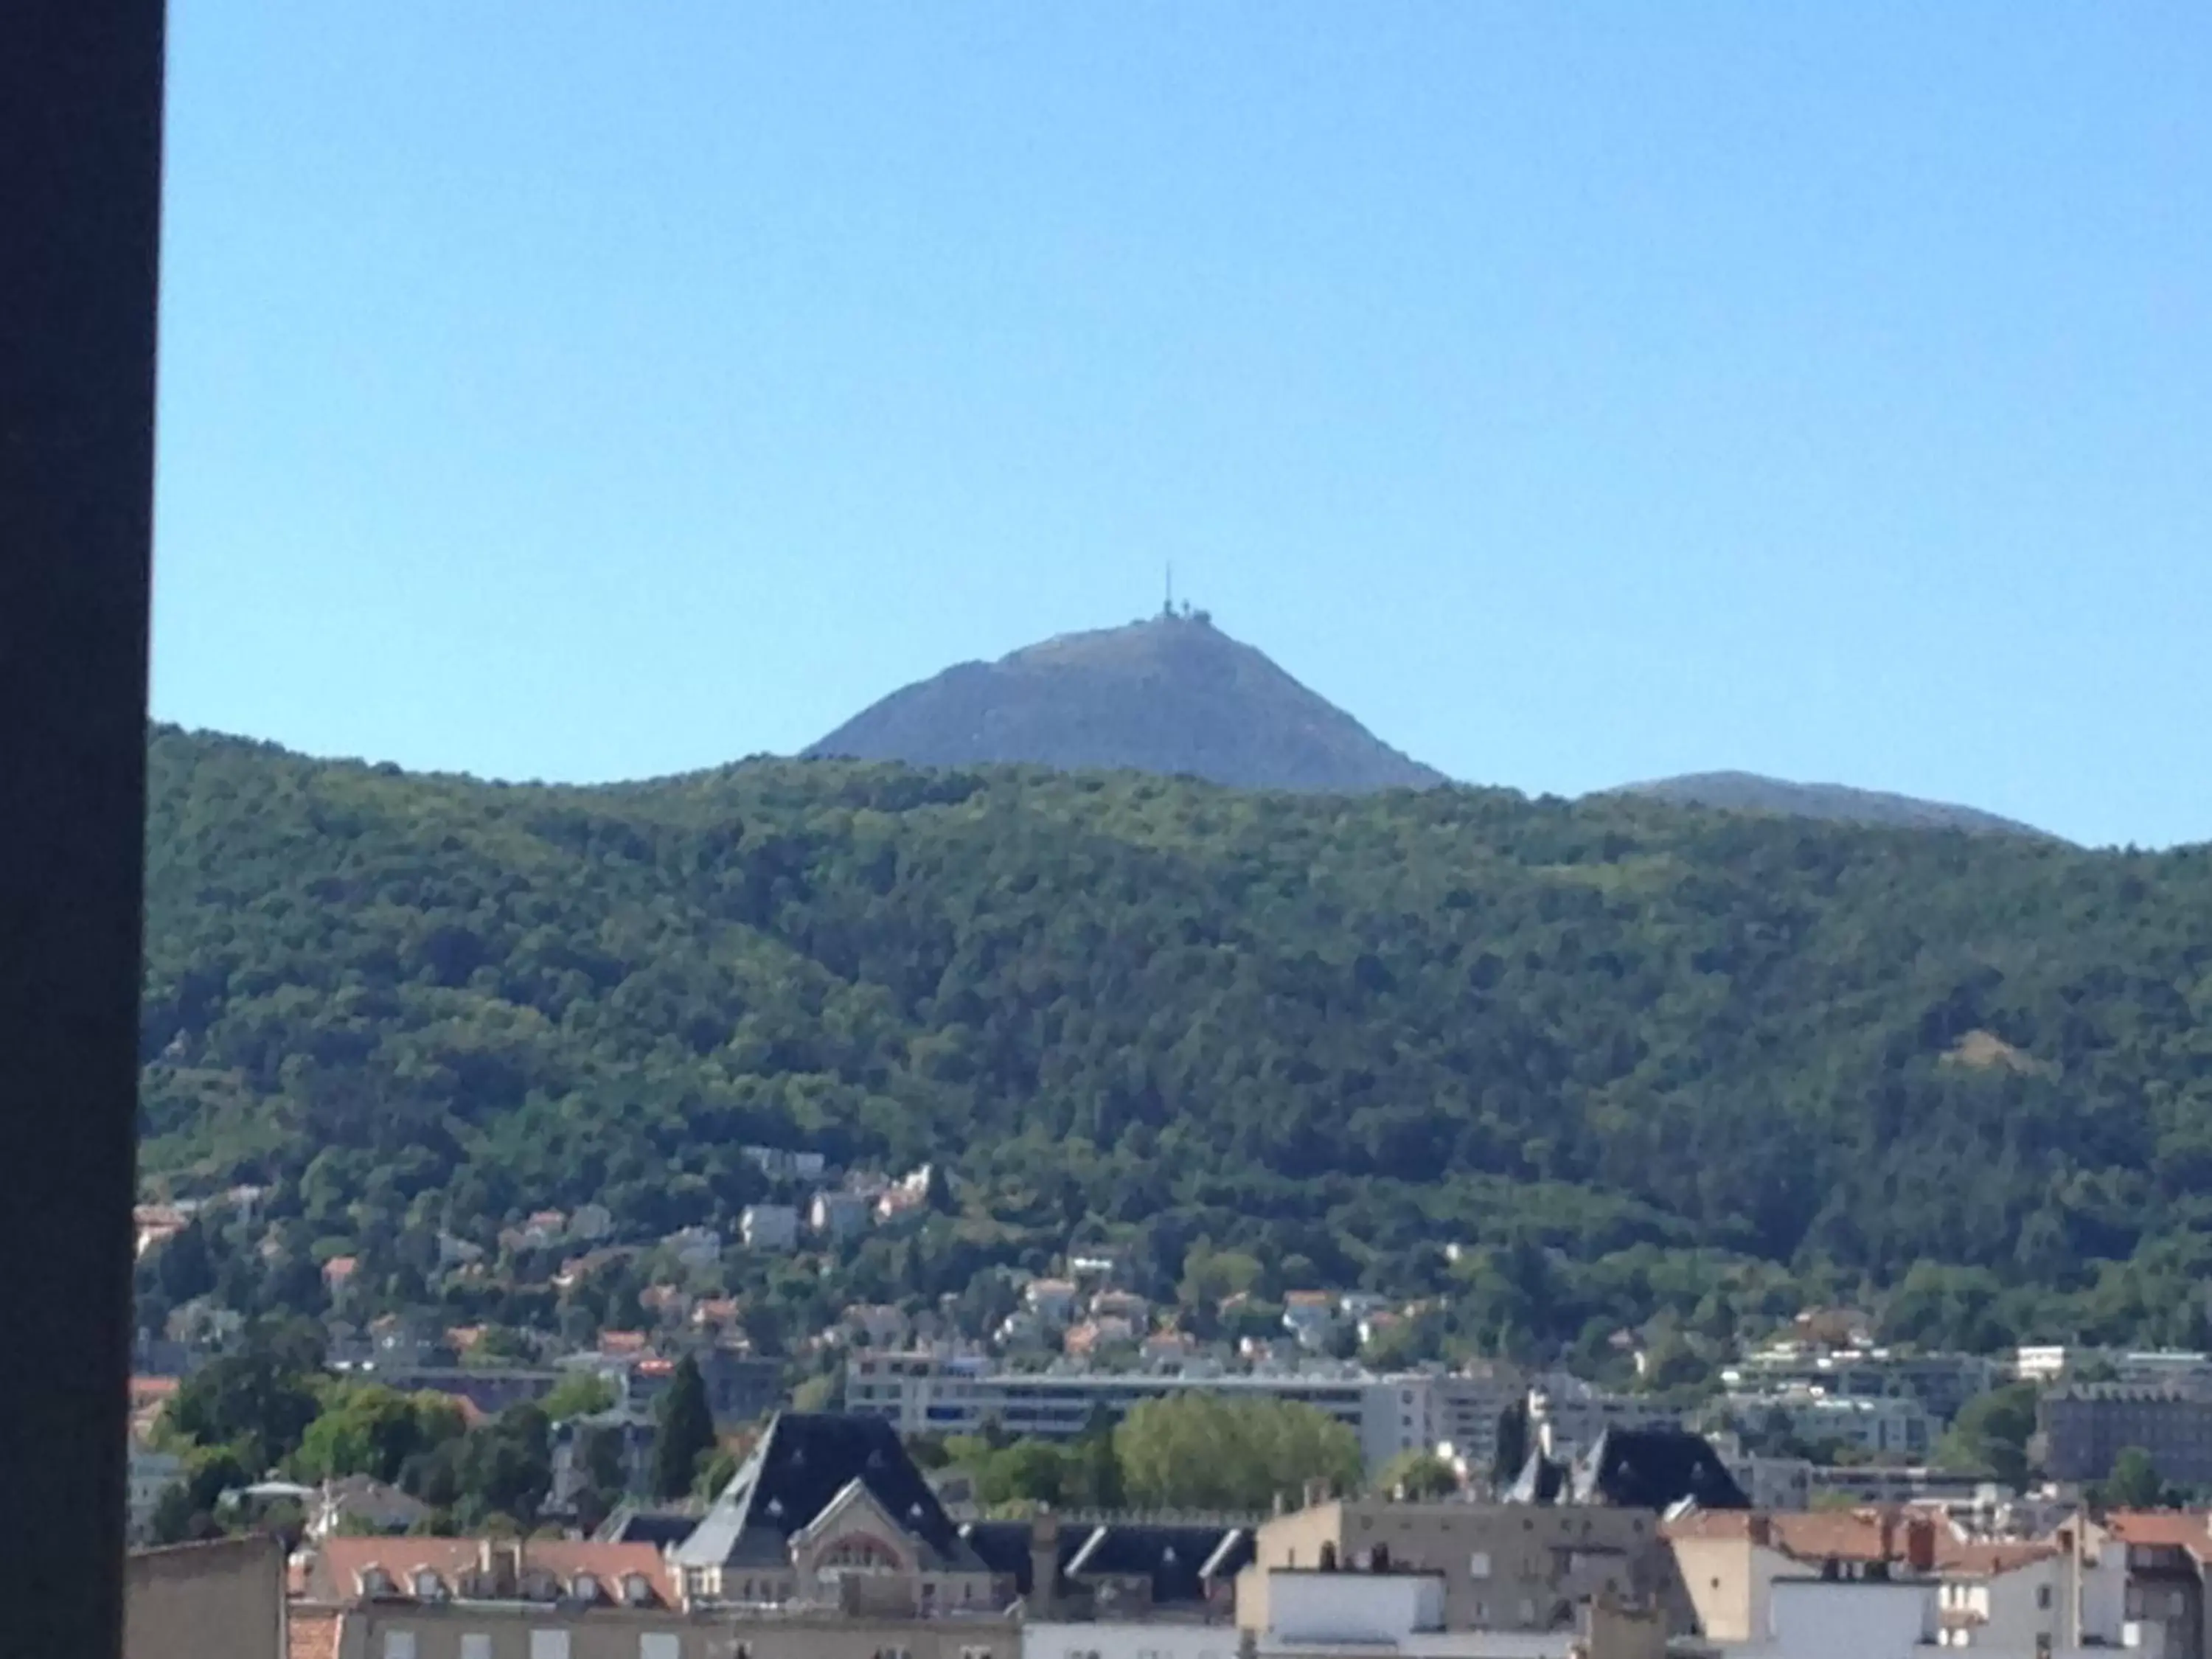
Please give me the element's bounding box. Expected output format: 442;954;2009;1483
2107;1511;2212;1556
599;1330;649;1356
287;1607;341;1659
308;1538;676;1607
1940;1539;2062;1576
1666;1507;2048;1573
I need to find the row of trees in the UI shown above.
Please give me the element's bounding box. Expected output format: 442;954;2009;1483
923;1394;1371;1514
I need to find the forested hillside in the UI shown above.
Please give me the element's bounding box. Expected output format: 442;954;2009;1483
140;726;2212;1354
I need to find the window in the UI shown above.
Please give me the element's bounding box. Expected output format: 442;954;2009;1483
411;1570;446;1601
574;1573;600;1603
641;1637;681;1659
531;1633;572;1659
462;1639;492;1659
383;1636;417;1659
1469;1551;1492;1579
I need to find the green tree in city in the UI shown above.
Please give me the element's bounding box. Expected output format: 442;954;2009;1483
1376;1450;1458;1500
2105;1447;2167;1510
540;1371;618;1423
1114;1394;1360;1512
1933;1382;2040;1492
652;1356;717;1501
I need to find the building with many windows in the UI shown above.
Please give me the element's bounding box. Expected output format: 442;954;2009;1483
843;1354;1456;1474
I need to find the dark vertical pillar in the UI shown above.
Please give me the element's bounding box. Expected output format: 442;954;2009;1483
0;0;167;1652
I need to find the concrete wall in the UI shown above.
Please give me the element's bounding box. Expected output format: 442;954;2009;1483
123;1534;284;1659
1239;1501;1673;1636
335;1607;1019;1659
1267;1570;1444;1641
1023;1621;1237;1659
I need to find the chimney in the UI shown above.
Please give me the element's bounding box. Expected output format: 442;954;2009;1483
1029;1507;1061;1616
1905;1517;1936;1576
1301;1478;1328;1512
1747;1514;1771;1550
1877;1512;1896;1568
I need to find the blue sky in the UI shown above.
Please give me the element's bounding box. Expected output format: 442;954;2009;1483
152;4;2210;847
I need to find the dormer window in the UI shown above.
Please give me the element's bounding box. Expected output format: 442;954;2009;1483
358;1566;394;1599
622;1573;654;1607
521;1568;558;1601
411;1569;445;1601
571;1572;599;1603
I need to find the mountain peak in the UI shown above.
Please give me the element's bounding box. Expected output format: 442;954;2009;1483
804;613;1444;793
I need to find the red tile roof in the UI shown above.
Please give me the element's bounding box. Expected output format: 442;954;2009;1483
307;1538;676;1608
2107;1511;2212;1557
1666;1507;2057;1576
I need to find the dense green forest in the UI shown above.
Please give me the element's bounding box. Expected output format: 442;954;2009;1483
139;726;2212;1354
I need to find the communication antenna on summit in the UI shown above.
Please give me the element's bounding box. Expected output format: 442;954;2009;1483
1164;562;1175;619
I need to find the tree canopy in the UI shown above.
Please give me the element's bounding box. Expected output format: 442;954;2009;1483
138;729;2212;1352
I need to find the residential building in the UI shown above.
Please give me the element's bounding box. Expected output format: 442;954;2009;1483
1720;1388;1935;1460
969;1509;1250;1622
741;1206;801;1253
1026;1281;1081;1326
1281;1294;1339;1352
1716;1453;1814;1514
841;1353;1433;1473
1723;1345;2000;1425
1526;1379;1681;1463
2040;1387;2212;1486
810;1192;872;1243
294;1537;705;1659
743;1147;828;1183
1659;1507;2149;1658
667;1412;1005;1611
1236;1495;1682;1638
125;1535;283;1659
2117;1353;2212;1397
1422;1368;1526;1480
309;1475;434;1541
2104;1512;2212;1659
2014;1346;2075;1386
666;1228;724;1273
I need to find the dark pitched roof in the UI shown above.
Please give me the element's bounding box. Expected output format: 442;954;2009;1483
595;1503;702;1548
957;1520;1248;1606
671;1412;982;1571
1067;1523;1249;1605
1510;1428;1746;1512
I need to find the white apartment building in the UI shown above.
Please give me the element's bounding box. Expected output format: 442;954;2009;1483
1722;1388;1936;1459
845;1354;1453;1473
1725;1346;1999;1423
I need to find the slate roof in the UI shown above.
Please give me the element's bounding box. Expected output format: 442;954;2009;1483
596;1502;706;1548
957;1518;1249;1604
670;1411;983;1571
1511;1427;1747;1512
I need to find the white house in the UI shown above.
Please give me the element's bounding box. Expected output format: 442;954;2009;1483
740;1205;800;1252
